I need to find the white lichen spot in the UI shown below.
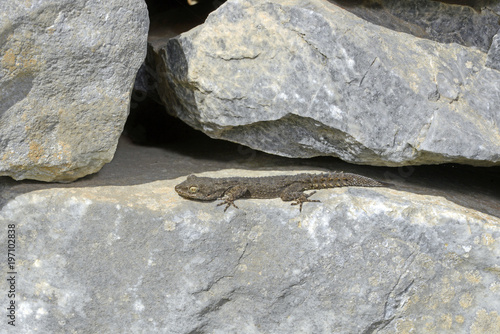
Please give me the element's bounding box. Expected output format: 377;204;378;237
66;196;92;216
294;93;306;104
134;300;145;312
490;282;500;293
462;245;472;253
346;58;355;70
164;220;176;231
481;233;495;246
368;291;380;303
368;276;381;287
301;209;332;247
328;105;344;121
35;307;47;319
106;232;121;245
18;302;33;318
36;281;55;296
350;284;361;293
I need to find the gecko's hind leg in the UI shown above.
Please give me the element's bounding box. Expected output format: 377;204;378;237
281;183;321;212
290;191;320;211
280;188;320;212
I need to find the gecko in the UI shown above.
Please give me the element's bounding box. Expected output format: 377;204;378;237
175;172;384;212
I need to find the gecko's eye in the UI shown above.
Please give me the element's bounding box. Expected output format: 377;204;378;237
189;186;198;193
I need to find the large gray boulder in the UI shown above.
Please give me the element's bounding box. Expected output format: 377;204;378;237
1;170;499;332
0;0;149;182
156;0;500;166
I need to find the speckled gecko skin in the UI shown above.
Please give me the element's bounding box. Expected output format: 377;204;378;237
175;172;384;211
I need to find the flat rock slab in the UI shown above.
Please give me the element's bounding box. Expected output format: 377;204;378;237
1;170;499;332
157;0;500;166
0;0;149;182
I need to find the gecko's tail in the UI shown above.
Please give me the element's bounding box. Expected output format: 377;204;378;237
375;180;393;187
341;173;389;187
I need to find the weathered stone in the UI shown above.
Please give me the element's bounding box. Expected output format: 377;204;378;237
487;30;500;71
330;0;500;52
156;0;500;166
1;170;499;332
0;0;149;182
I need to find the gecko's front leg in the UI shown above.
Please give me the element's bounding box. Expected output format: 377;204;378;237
217;185;248;212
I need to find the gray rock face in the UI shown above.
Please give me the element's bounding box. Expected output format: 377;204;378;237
157;0;500;166
332;0;500;52
0;0;149;182
1;170;499;333
487;30;500;71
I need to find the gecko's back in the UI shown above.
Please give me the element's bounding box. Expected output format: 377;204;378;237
175;172;383;210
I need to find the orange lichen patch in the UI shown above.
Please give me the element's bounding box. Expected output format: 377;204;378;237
2;47;39;74
1;35;42;76
57;141;73;161
1;150;15;163
29;141;45;163
2;49;16;68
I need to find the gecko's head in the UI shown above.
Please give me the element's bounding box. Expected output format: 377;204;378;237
175;175;224;201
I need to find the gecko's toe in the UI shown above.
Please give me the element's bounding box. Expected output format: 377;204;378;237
217;199;238;211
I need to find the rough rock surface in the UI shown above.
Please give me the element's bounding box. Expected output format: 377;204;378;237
156;0;500;166
331;0;500;52
1;170;499;333
0;0;149;182
487;31;500;71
